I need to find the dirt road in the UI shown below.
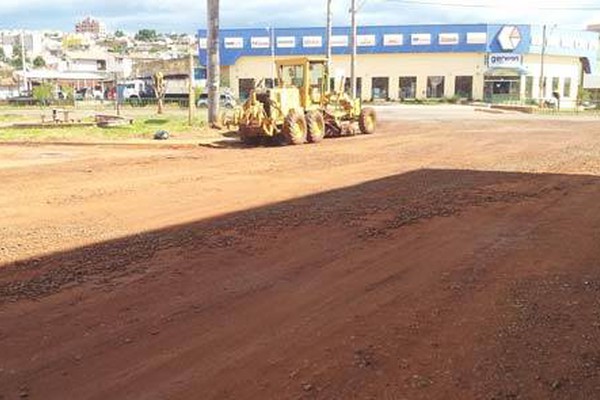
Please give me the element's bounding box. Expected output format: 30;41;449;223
1;108;600;399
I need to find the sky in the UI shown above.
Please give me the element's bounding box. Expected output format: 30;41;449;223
0;0;599;34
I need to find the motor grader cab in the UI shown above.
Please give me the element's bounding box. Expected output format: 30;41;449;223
237;57;376;145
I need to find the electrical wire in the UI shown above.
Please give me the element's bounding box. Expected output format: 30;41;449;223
386;0;600;11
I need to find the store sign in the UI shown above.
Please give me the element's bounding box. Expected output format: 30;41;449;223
331;35;348;47
439;33;459;45
488;53;523;67
251;37;270;49
303;36;322;48
224;37;244;49
383;34;403;46
411;33;431;46
198;38;207;49
467;32;487;44
357;34;376;47
277;36;296;48
497;25;521;51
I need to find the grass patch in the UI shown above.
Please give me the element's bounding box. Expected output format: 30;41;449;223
0;107;209;142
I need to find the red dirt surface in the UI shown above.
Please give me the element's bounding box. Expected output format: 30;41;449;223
1;113;600;399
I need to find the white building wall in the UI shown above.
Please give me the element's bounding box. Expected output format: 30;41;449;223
522;54;581;107
229;53;488;101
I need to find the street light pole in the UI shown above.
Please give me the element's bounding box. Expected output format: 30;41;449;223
326;0;332;81
350;0;357;98
207;0;220;128
538;24;547;107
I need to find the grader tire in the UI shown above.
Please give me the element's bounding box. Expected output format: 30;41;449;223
306;111;326;143
282;111;307;145
358;107;377;135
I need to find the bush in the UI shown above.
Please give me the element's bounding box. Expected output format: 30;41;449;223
32;82;54;106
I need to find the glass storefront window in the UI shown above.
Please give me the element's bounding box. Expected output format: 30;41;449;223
427;76;445;98
372;77;389;100
563;78;572;98
455;76;473;99
399;77;417;99
525;76;534;99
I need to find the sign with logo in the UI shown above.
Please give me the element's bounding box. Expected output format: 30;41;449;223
357;34;376;47
467;32;487;44
277;36;296;48
303;36;322;48
383;34;403;46
198;38;207;49
224;37;244;49
497;26;521;51
439;33;459;45
331;35;348;47
488;53;523;68
411;33;431;46
251;37;270;49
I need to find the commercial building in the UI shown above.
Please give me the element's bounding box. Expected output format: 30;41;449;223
198;24;598;108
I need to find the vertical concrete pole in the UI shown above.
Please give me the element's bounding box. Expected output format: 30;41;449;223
350;0;357;98
207;0;220;127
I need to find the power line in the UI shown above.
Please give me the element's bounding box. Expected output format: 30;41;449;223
386;0;600;10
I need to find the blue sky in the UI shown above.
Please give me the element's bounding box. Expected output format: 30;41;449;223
0;0;598;33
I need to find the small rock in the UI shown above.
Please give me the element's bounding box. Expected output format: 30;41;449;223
302;383;313;392
551;380;561;390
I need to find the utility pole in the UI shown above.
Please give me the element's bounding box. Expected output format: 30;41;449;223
188;38;195;126
350;0;357;98
267;26;275;86
538;24;547;108
207;0;220;128
326;0;332;82
20;31;27;95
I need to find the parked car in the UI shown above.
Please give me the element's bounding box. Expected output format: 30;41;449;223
197;92;237;109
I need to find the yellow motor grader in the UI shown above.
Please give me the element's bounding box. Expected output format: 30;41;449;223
235;57;376;145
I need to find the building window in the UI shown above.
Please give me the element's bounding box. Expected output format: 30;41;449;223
399;76;417;99
427;76;445;98
563;78;572;98
238;78;255;101
371;77;389;100
454;76;473;99
525;76;534;99
552;77;560;94
344;77;362;98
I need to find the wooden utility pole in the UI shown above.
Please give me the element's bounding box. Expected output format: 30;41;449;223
350;0;357;98
188;39;195;126
326;0;332;79
538;24;547;108
207;0;220;128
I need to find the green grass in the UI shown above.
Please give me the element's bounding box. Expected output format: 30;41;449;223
0;106;210;142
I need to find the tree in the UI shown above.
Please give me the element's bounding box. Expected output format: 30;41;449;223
32;82;54;106
33;56;46;68
115;30;125;38
11;42;26;69
0;48;6;63
153;72;166;114
135;29;158;42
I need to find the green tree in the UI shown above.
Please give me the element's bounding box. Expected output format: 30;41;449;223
135;29;158;42
32;82;54;106
115;30;125;38
12;42;24;69
33;56;46;68
0;47;6;63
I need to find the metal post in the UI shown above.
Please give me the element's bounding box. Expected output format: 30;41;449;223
188;39;195;126
207;0;220;127
326;0;332;82
350;0;357;98
268;27;275;86
538;24;546;107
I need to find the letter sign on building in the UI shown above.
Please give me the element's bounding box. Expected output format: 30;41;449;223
357;34;376;47
277;36;296;48
411;33;431;46
467;32;487;44
439;33;459;45
383;34;403;46
331;35;348;47
224;37;244;49
198;38;207;49
303;36;323;48
488;53;523;67
251;37;270;49
497;26;521;51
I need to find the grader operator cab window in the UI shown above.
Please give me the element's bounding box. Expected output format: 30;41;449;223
280;65;304;88
309;62;325;104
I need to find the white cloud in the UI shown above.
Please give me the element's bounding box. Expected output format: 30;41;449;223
0;0;598;31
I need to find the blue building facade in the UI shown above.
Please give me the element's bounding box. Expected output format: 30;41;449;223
198;24;598;106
